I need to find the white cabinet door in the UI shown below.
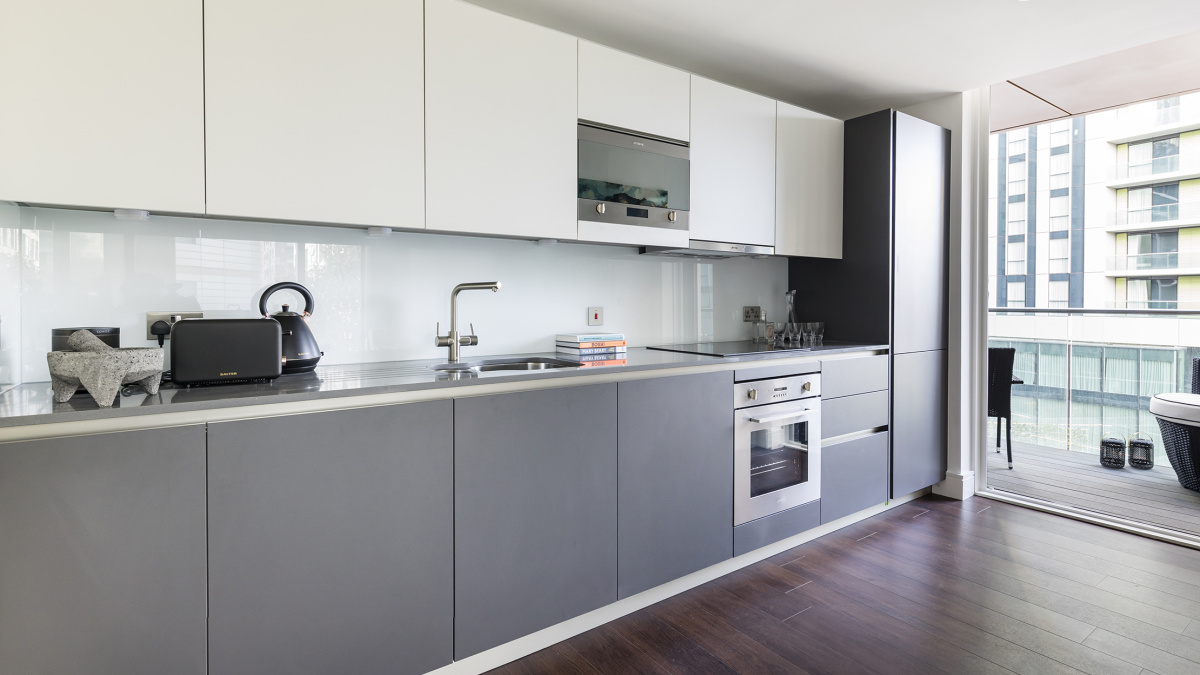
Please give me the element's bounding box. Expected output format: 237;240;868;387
0;0;204;213
776;102;844;258
579;42;689;142
689;77;776;247
205;0;424;229
425;0;577;240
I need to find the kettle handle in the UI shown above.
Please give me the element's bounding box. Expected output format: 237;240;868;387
259;282;315;318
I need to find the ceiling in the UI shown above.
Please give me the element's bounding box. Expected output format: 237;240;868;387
466;0;1200;120
991;30;1200;131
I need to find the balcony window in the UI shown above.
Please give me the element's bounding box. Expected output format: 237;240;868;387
1127;277;1178;309
1007;280;1026;307
1050;129;1071;148
1007;241;1026;276
1129;136;1180;177
1008;201;1027;229
1049;238;1069;274
1156;96;1181;126
1129;184;1181;224
1126;231;1179;270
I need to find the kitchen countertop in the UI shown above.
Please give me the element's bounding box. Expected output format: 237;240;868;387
0;343;886;431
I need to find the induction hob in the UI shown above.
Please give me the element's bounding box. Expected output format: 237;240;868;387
646;340;810;357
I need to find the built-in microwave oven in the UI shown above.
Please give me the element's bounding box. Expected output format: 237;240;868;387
577;122;690;247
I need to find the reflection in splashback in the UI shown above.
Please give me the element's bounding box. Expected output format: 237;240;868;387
1;206;787;383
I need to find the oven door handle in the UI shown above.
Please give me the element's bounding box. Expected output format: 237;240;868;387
747;408;816;425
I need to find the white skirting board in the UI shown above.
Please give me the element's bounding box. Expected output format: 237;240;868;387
428;487;932;675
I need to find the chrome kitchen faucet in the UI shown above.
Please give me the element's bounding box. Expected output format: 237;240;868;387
437;281;501;362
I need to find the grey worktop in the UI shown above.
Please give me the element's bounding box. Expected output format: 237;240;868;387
0;343;886;429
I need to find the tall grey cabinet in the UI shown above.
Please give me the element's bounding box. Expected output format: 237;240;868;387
790;109;949;498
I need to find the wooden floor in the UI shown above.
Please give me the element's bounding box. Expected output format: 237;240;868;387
987;441;1200;536
489;495;1200;675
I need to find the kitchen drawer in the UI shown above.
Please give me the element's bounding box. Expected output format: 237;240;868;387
733;499;820;556
821;354;888;399
822;431;888;524
822;390;888;439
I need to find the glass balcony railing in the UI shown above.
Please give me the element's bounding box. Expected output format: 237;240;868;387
1109;100;1200;138
1104;250;1200;271
988;307;1200;460
1112;151;1200;182
1111;201;1200;227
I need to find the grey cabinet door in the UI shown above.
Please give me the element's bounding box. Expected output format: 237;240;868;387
822;432;889;524
892;349;948;497
893;112;949;355
208;402;453;675
455;383;618;659
821;354;889;399
0;426;207;675
618;371;733;599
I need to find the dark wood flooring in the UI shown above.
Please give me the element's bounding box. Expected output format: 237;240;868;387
488;495;1200;675
988;441;1200;536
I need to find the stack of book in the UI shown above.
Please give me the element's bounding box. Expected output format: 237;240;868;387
555;333;627;367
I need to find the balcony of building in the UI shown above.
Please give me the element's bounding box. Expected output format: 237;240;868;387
1107;200;1200;232
1104;250;1200;277
987;308;1200;537
1106;96;1200;145
1108;150;1200;189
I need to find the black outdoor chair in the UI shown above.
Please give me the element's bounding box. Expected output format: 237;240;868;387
988;347;1022;469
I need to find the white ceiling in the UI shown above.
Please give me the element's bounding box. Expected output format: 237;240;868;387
466;0;1200;120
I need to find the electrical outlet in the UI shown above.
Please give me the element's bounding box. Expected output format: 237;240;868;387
743;306;764;322
145;311;203;340
587;307;604;326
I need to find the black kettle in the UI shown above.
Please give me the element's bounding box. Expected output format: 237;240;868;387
259;282;323;373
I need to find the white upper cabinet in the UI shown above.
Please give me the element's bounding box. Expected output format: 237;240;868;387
775;102;844;258
425;0;577;240
578;42;690;142
204;0;424;228
0;0;204;213
689;77;777;247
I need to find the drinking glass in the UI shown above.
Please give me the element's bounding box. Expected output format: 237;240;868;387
811;321;825;346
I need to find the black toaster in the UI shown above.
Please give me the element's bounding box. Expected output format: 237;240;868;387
170;318;283;385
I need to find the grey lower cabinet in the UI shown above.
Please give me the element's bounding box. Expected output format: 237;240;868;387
0;426;207;675
207;402;453;675
822;432;889;524
617;371;733;598
892;349;948;497
454;383;618;660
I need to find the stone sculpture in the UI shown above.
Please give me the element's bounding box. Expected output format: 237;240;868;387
46;330;164;407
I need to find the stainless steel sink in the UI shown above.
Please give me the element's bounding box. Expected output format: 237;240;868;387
431;357;578;373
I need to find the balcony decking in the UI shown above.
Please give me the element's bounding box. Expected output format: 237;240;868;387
987;440;1200;535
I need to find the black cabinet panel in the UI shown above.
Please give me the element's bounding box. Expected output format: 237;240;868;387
892;350;948;496
0;426;207;675
822;432;889;524
455;384;618;659
208;402;453;675
618;371;733;598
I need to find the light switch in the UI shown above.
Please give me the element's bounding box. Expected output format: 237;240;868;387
587;307;604;326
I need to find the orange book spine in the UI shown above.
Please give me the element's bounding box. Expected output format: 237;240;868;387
570;340;627;348
578;359;628;368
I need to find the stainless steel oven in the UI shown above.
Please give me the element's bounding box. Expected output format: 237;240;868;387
734;373;821;526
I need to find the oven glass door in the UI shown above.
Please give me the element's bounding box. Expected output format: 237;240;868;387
751;419;811;497
735;400;821;526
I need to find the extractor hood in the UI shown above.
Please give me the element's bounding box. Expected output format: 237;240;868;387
640;240;774;259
